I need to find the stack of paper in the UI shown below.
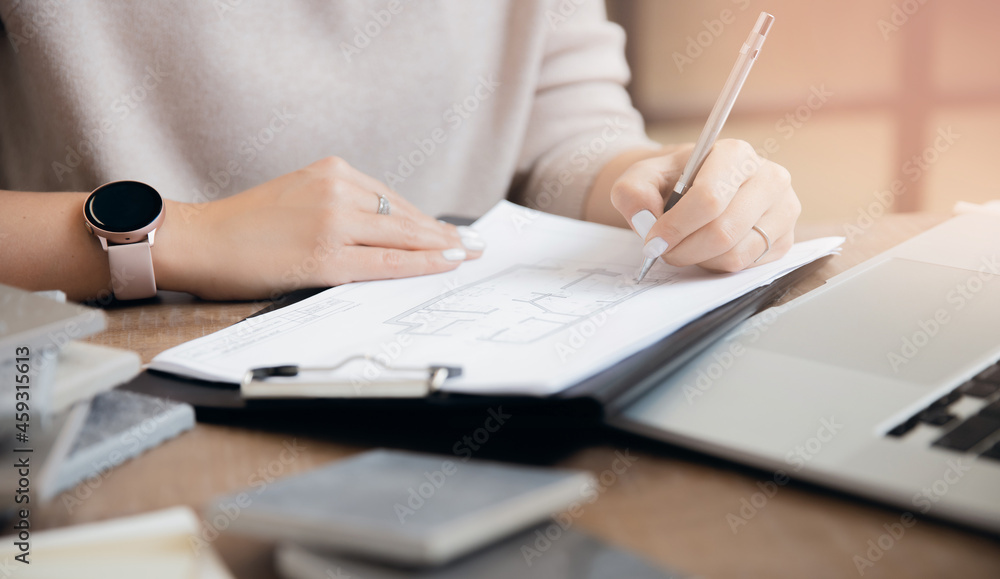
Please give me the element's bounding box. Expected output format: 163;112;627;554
0;286;140;423
0;285;192;505
954;199;1000;217
0;506;234;578
151;202;842;397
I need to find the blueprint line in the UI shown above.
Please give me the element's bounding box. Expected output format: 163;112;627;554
384;262;675;344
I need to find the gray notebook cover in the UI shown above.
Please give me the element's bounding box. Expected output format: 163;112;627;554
277;526;689;579
0;284;105;354
212;449;594;566
50;389;195;498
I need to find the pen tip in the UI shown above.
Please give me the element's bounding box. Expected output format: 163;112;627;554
635;258;655;283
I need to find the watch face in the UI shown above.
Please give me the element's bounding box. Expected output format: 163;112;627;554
84;181;163;233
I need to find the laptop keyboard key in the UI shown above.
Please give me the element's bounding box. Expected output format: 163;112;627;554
957;380;1000;399
975;364;1000;384
933;415;1000;452
917;407;957;427
886;356;1000;442
981;441;1000;462
929;391;962;409
887;417;919;437
980;399;1000;418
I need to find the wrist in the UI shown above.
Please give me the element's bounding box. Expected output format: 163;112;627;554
152;199;205;295
584;147;669;227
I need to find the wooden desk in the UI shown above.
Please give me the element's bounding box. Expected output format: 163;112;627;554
36;213;1000;578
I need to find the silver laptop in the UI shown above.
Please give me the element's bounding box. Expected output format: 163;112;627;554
610;212;1000;533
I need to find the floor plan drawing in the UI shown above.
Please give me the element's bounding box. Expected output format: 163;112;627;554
150;201;842;392
385;260;677;344
170;297;358;361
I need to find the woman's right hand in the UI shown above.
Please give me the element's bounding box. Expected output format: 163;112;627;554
155;156;483;301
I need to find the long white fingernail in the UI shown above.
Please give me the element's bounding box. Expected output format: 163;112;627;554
442;248;467;261
461;236;487;251
456;226;481;238
631;210;657;238
642;237;669;259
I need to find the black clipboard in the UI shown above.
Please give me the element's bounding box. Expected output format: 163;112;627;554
122;248;831;434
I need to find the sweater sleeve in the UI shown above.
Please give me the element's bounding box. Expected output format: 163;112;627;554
510;0;660;219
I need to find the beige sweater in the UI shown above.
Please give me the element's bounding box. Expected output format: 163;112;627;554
0;0;657;220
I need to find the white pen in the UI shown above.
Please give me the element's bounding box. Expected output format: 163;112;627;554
635;12;774;282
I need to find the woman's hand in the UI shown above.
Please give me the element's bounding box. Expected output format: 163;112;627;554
156;156;483;300
608;139;801;272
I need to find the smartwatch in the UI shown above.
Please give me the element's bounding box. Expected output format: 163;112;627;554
83;181;165;300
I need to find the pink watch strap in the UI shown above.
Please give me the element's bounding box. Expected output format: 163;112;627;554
108;241;157;300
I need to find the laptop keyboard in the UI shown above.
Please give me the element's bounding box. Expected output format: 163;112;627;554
887;358;1000;462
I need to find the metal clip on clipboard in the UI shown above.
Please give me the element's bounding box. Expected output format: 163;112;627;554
241;355;463;399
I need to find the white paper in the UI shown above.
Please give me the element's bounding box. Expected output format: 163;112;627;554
954;199;1000;217
151;201;842;396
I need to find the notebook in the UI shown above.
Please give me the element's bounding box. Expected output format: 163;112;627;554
276;527;688;579
149;201;841;398
207;449;595;566
0;506;233;578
